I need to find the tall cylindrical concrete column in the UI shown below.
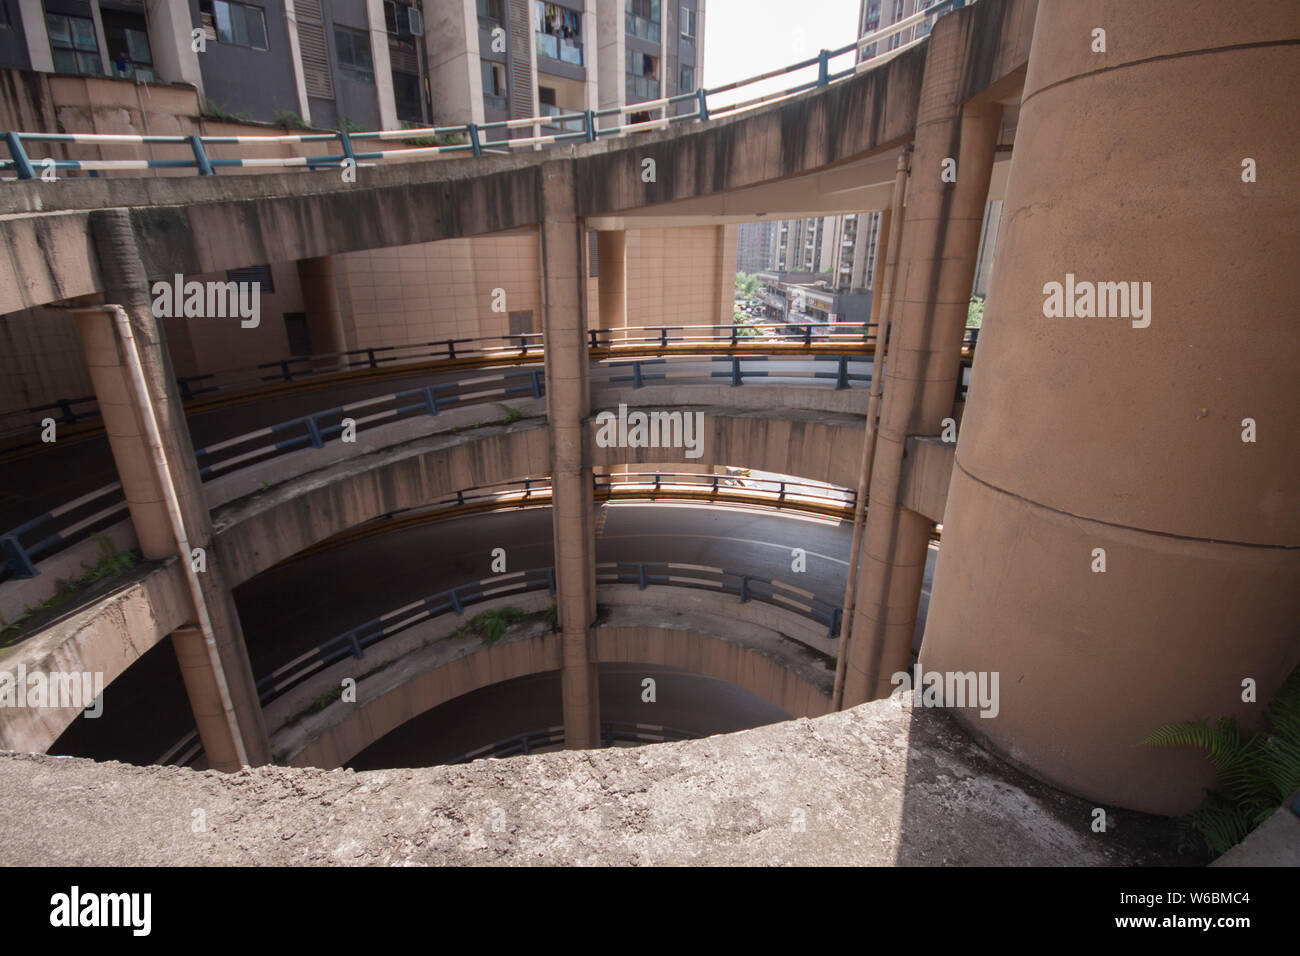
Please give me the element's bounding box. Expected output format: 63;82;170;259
85;208;271;769
842;87;1004;705
296;255;349;365
920;0;1300;814
596;230;627;331
539;162;601;749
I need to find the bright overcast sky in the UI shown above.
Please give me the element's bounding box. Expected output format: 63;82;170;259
703;0;862;104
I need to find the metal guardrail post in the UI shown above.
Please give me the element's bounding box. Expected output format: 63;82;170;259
829;606;842;639
659;327;668;348
4;132;35;180
304;416;324;448
446;338;457;359
584;110;596;141
347;631;364;659
740;575;751;603
449;588;464;614
836;355;850;389
696;88;709;122
529;369;543;398
817;49;830;85
731;356;743;386
424;385;440;414
632;362;643;389
1;535;37;578
547;567;556;594
469;124;482;156
338;130;356;166
804;324;813;346
637;564;648;590
188;134;214;175
365;347;378;368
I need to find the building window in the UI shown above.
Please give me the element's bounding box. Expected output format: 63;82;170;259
385;0;423;37
199;1;269;51
625;0;660;42
680;6;696;40
477;0;504;21
625;49;659;99
335;26;374;82
103;12;156;82
393;70;422;122
679;65;694;91
481;60;507;110
46;13;101;75
533;2;582;66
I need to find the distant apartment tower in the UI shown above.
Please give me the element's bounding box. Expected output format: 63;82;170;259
434;0;706;131
735;220;777;274
858;0;933;60
0;1;703;133
771;213;884;294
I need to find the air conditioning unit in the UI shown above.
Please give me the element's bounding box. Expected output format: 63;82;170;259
408;6;424;36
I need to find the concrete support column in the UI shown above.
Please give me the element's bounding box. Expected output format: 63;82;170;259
365;0;400;130
296;255;349;364
866;208;891;328
921;0;1300;814
539;162;600;749
83;209;270;769
145;0;205;95
596;230;627;331
171;626;244;769
425;0;485;126
16;0;53;72
842;88;1003;705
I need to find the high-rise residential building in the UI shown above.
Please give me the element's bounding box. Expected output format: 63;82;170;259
735;220;777;275
858;0;933;61
0;1;705;133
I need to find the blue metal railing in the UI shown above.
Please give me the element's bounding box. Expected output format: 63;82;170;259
1;0;971;180
253;562;838;707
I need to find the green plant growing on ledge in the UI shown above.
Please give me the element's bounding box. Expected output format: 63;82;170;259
1142;664;1300;856
274;109;309;130
0;535;139;647
457;606;531;647
966;295;984;328
497;404;523;424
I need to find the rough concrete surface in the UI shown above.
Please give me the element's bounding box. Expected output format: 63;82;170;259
0;697;1178;866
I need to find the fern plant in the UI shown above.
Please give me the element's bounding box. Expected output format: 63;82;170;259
1143;665;1300;856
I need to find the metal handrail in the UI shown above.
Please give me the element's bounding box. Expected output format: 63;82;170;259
1;1;974;179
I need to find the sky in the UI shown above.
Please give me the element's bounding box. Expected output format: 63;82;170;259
702;0;862;108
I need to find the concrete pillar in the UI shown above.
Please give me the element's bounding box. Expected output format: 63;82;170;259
842;84;1003;704
716;224;738;325
17;0;53;72
296;255;349;363
171;627;245;770
539;162;600;748
145;0;205;94
596;230;627;331
425;0;486;126
921;0;1300;814
84;208;270;769
365;0;400;130
595;0;626;129
866;208;891;328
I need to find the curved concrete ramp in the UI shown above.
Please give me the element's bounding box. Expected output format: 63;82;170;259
0;697;1173;866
